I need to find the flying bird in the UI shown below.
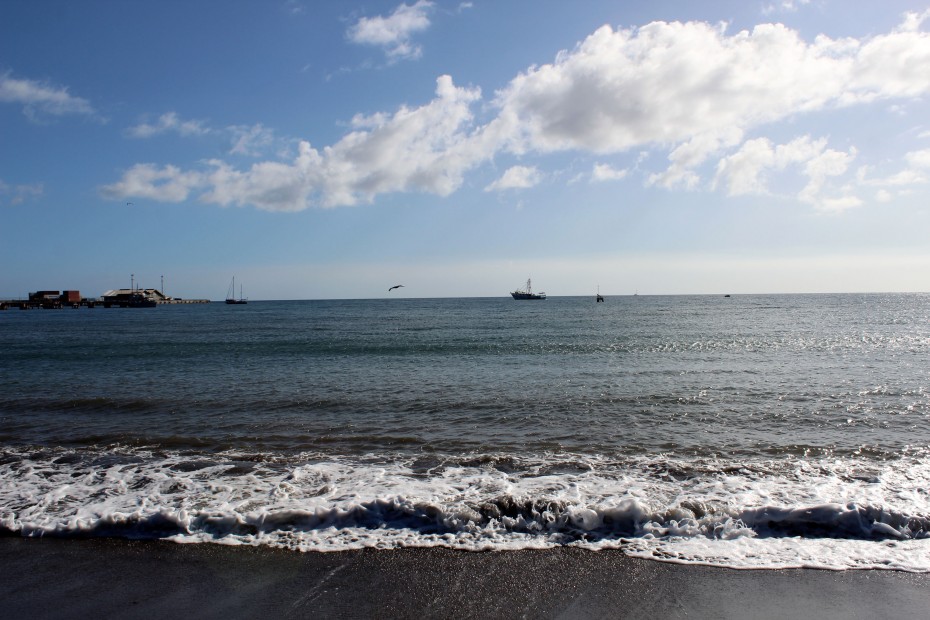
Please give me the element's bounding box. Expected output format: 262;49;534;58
388;285;404;292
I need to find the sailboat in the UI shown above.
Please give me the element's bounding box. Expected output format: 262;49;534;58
226;276;248;305
596;285;604;302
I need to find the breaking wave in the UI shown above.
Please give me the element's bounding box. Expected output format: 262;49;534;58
2;446;929;571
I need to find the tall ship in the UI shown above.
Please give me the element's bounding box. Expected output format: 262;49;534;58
511;278;546;300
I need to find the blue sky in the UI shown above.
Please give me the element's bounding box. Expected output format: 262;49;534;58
3;0;930;299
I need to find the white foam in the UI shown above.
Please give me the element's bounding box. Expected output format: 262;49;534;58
1;447;929;571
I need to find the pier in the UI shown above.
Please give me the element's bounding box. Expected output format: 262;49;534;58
0;289;210;310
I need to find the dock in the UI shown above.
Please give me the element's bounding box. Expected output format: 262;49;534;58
0;288;210;310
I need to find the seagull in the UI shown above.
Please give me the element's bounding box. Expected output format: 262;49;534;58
388;284;404;292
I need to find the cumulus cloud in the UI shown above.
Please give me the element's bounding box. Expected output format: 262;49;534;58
348;1;433;62
649;128;744;189
485;165;541;192
798;146;859;208
126;112;209;138
104;76;487;210
104;13;930;212
491;17;930;157
100;163;204;203
714;135;859;210
0;73;95;121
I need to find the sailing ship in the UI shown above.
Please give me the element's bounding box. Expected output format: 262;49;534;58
511;278;546;300
226;276;248;305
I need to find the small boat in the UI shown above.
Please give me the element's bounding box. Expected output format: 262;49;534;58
226;276;248;305
596;285;604;302
511;278;546;300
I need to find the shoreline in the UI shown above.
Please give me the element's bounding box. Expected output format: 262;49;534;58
3;538;929;619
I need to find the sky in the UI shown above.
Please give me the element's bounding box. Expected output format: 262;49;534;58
3;0;930;299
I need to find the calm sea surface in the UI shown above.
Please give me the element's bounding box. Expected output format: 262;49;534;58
2;294;929;569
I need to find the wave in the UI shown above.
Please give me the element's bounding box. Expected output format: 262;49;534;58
2;447;930;570
4;494;927;542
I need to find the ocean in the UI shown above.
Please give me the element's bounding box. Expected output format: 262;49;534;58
2;294;929;571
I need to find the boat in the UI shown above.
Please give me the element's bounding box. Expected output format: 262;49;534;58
596;285;604;302
226;276;248;305
511;278;546;300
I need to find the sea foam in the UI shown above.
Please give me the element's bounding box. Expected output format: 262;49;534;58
2;446;929;571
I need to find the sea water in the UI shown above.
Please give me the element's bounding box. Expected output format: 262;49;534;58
1;294;929;570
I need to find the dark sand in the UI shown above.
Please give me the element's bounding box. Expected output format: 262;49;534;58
2;537;929;619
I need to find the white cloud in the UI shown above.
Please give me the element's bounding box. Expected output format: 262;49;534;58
348;1;433;62
0;73;95;121
714;135;859;210
816;195;863;213
104;76;487;211
0;180;43;205
856;148;930;189
104;14;930;213
906;148;930;169
590;163;628;182
762;0;811;16
648;128;743;189
798;146;858;207
126;112;209;138
310;75;485;206
283;0;304;15
100;163;204;203
484;165;541;192
127;115;279;157
845;11;930;103
228;123;276;156
714;136;819;196
491;17;930;158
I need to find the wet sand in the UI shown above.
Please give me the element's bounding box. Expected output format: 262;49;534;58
2;537;929;619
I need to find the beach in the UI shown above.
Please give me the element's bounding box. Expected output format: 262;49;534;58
3;538;930;619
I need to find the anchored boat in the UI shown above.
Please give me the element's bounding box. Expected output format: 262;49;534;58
511;278;546;300
226;276;248;305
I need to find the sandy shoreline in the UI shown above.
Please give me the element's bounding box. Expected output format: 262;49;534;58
2;537;929;619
